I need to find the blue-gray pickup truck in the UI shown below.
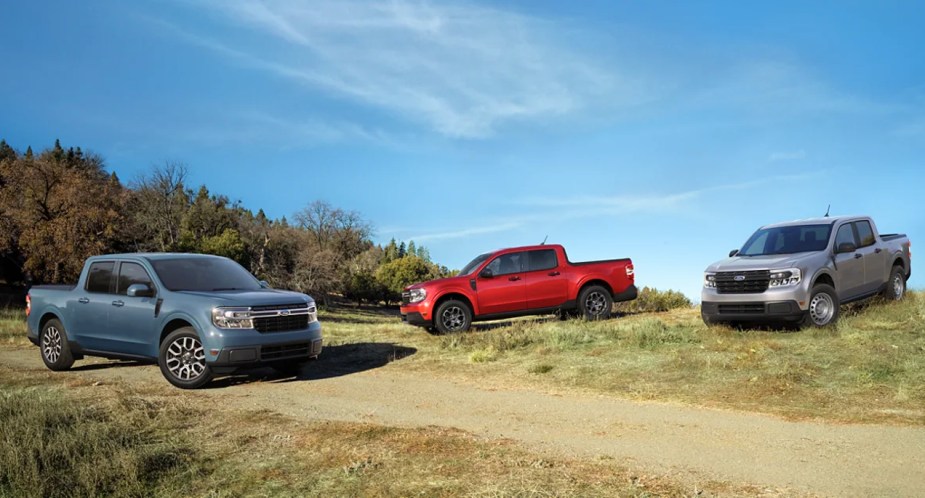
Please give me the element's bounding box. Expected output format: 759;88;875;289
26;253;323;389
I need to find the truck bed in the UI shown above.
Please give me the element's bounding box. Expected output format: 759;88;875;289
881;233;908;242
30;284;76;292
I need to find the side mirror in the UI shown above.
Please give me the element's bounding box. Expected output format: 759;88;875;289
836;242;857;254
126;283;154;298
728;249;739;257
259;280;270;289
479;268;494;279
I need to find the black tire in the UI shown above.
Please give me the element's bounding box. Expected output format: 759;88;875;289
578;285;613;320
434;299;472;333
40;318;75;371
799;284;840;328
882;265;907;301
158;328;213;389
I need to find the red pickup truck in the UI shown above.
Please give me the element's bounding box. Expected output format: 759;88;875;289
400;244;637;333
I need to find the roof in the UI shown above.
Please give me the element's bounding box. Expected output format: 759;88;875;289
88;253;228;261
762;215;867;229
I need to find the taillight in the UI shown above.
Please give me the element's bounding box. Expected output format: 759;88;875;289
626;264;635;277
25;294;31;317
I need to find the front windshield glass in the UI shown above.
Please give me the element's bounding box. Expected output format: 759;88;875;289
150;257;261;292
459;253;492;276
739;224;832;256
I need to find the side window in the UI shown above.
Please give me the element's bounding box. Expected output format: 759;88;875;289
85;262;115;293
527;250;558;272
485;252;523;276
835;224;858;249
854;221;876;248
117;262;154;295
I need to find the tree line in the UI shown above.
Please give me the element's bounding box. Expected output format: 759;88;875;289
0;139;452;305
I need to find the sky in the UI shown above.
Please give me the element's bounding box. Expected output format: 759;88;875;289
1;0;923;300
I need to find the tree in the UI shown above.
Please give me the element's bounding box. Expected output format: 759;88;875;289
126;162;191;252
375;256;439;302
0;141;126;283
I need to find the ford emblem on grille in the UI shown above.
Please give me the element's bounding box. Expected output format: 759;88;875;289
278;310;291;316
734;275;746;281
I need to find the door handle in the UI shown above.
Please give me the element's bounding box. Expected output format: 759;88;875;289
112;300;125;307
78;297;90;304
875;248;882;254
508;276;521;281
854;253;863;259
548;271;560;276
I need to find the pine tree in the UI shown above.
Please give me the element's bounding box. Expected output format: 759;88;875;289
398;241;407;258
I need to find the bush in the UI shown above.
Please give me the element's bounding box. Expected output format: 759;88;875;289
613;287;692;313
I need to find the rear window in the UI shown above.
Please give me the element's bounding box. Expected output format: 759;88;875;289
855;221;876;247
85;262;114;293
150;257;260;292
527;250;558;272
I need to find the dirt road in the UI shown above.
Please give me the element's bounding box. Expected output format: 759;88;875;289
3;344;923;497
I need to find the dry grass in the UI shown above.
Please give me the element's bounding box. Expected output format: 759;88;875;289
320;293;925;424
0;365;756;497
0;307;29;346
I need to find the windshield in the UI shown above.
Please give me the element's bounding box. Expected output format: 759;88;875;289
150;257;261;292
459;253;492;276
739;224;832;256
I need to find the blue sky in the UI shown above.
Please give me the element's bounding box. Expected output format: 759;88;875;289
2;1;923;300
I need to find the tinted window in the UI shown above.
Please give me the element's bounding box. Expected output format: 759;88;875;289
118;262;153;295
150;257;261;292
854;221;876;247
86;262;115;293
740;224;832;256
484;252;523;276
527;250;558;272
835;224;857;248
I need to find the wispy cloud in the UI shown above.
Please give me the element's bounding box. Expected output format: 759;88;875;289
408;222;522;242
155;0;642;138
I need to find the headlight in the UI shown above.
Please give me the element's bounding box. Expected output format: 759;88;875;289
408;288;427;303
769;268;802;288
703;273;716;288
212;307;254;329
307;303;318;323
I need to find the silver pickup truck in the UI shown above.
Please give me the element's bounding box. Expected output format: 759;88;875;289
702;216;911;328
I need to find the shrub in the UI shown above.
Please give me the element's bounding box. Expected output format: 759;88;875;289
613;287;692;313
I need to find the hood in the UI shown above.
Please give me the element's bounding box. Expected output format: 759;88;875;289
705;253;816;272
176;289;312;306
405;275;469;291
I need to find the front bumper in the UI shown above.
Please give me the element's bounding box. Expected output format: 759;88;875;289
400;300;434;327
202;320;323;369
701;300;805;322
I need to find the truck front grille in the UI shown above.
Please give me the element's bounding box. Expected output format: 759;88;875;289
715;270;770;294
718;304;765;314
250;303;312;333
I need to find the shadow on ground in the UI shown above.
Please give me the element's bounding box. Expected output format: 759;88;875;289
70;360;152;372
208;342;417;388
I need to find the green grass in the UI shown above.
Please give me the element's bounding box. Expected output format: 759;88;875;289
0;307;29;346
318;293;925;424
0;367;748;497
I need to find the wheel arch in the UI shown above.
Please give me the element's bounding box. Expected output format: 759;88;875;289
577;278;613;298
811;271;835;288
160;317;197;346
39;311;64;332
433;292;475;316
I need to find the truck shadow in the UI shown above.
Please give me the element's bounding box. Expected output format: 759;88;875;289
208;342;417;387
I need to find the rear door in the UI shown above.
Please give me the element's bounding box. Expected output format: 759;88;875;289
853;220;888;293
476;251;526;315
107;261;159;357
832;223;865;299
524;249;568;309
68;261;116;351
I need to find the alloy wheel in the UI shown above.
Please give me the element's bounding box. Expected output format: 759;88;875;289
585;291;607;316
42;326;62;363
165;336;206;381
441;306;466;331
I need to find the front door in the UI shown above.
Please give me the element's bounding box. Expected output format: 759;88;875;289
477;252;526;315
107;261;159;357
833;223;865;299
